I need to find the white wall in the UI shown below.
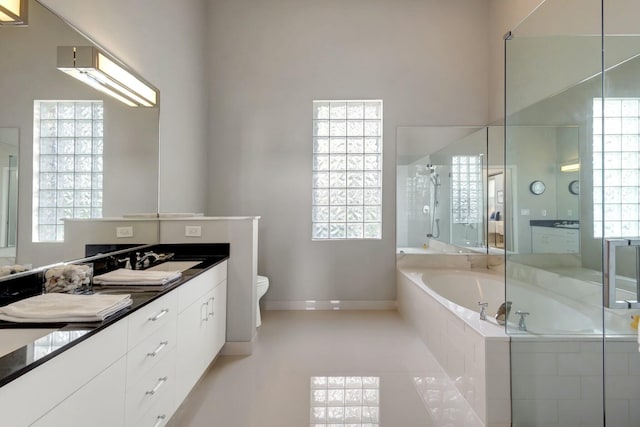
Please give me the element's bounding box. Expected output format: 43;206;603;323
40;0;210;214
488;0;544;123
206;0;491;303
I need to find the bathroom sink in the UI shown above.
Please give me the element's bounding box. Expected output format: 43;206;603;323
146;260;202;272
0;328;57;358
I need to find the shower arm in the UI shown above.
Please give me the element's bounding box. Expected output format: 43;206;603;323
604;238;640;309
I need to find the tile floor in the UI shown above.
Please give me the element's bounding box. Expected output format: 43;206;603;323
167;310;484;427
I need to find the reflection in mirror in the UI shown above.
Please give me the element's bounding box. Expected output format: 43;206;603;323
0;0;159;268
396;126;487;254
503;125;580;255
0;128;18;265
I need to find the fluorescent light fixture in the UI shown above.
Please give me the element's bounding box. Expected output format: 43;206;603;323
57;46;158;107
0;0;27;25
560;163;580;172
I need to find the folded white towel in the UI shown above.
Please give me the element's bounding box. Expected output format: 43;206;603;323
0;293;132;323
93;269;181;286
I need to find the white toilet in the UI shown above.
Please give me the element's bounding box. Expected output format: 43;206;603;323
256;275;269;327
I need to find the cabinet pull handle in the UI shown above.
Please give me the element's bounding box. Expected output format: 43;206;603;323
153;415;167;427
201;302;208;324
148;308;169;322
146;376;168;395
147;341;169;357
208;296;215;317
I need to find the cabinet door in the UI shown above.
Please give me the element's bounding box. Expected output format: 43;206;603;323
210;280;227;357
31;356;127;427
175;289;213;404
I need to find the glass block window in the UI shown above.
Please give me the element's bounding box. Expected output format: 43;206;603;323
451;155;482;224
33;101;104;242
593;98;640;238
310;376;380;426
312;100;383;240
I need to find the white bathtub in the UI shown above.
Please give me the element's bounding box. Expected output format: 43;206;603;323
397;267;511;427
399;265;640;427
408;268;632;336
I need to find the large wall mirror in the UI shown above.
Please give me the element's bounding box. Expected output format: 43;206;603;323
396;126;490;253
0;0;159;268
506;27;640;278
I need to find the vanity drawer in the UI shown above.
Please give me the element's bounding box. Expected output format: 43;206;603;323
178;261;227;312
128;291;177;346
125;348;175;426
132;383;175;427
126;319;177;386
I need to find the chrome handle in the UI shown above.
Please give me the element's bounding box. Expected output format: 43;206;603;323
153;415;166;427
478;302;488;320
515;311;529;331
604;238;640;309
208;296;215;317
145;376;168;395
148;308;169;322
201;302;208;324
147;341;168;357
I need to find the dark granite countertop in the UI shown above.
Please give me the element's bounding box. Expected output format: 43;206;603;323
530;220;580;229
0;243;229;388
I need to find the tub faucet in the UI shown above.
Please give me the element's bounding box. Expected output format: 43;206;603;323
515;311;529;331
135;251;160;269
478;302;488;320
495;301;512;325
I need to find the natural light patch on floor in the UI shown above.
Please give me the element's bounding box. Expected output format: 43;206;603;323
413;375;483;427
310;376;380;426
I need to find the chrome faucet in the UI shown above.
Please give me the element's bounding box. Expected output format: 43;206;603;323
515;311;529;331
117;257;132;270
135;251;160;269
478;302;488;320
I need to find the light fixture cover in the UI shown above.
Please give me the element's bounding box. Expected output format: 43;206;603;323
0;0;27;25
57;46;158;107
560;163;580;172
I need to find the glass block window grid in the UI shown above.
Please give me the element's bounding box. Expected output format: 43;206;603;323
312;100;383;240
33;101;104;242
593;98;640;238
310;376;380;426
451;155;482;224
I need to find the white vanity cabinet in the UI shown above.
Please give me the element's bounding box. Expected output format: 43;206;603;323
124;292;178;427
175;261;227;404
531;226;579;253
0;259;228;427
31;356;128;427
0;319;129;426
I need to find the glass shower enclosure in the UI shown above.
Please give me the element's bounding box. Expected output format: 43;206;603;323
505;0;640;425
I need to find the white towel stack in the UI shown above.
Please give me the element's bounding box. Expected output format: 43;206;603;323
93;269;182;287
0;293;132;323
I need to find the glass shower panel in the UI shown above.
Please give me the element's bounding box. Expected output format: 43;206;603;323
505;0;604;425
603;1;640;424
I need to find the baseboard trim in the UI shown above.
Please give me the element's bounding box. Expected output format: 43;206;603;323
221;340;254;356
263;300;397;311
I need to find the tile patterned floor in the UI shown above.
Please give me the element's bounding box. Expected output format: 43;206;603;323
167;310;483;427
